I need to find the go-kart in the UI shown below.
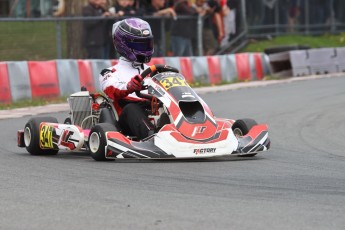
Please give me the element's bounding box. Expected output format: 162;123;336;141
17;64;270;160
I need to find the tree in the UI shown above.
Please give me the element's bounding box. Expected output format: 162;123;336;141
64;0;87;58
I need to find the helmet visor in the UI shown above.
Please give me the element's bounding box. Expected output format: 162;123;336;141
126;39;153;52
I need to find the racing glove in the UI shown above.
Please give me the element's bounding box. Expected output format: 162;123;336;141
127;75;143;93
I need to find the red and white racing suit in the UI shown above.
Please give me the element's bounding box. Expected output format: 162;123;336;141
99;57;149;114
99;57;155;139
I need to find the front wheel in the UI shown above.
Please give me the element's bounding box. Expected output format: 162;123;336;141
24;117;59;155
232;119;258;157
89;123;118;161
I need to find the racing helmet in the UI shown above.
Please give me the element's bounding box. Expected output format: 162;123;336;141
112;18;154;63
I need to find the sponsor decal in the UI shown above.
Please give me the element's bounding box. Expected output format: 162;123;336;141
192;126;206;137
182;92;195;98
58;129;76;150
154;85;165;96
193;148;216;154
40;125;54;148
102;73;112;82
159;76;187;90
106;149;115;157
160;72;177;76
142;30;150;35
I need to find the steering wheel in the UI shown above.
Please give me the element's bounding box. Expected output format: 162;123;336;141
135;64;179;100
141;64;179;79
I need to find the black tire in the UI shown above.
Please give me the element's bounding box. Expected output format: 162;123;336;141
89;123;118;161
232;119;258;157
24;117;59;155
64;117;72;124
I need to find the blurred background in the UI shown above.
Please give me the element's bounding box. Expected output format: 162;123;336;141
0;0;345;61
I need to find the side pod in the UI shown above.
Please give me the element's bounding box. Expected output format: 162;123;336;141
236;125;270;153
38;123;85;151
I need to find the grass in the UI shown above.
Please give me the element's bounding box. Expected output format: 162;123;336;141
242;34;345;53
0;21;67;61
0;97;68;110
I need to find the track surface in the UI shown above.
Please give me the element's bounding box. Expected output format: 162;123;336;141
1;76;345;229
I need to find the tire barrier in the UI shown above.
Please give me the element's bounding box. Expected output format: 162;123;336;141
0;53;270;103
77;60;95;93
7;61;32;102
56;60;81;96
0;62;11;103
28;61;60;99
269;47;344;77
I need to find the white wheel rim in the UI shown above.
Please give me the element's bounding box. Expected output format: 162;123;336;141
89;132;100;153
24;127;31;147
233;128;243;138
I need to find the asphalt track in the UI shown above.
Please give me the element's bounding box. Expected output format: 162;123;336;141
1;75;345;229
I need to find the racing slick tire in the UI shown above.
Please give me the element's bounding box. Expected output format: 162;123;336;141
232;119;258;157
64;117;72;124
24;117;59;155
89;123;118;161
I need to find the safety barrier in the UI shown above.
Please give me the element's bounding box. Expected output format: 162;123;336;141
0;62;11;103
0;53;270;103
269;47;345;77
28;61;60;99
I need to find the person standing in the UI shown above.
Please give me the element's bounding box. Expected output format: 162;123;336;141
170;0;198;57
144;0;176;56
194;0;223;55
82;0;111;59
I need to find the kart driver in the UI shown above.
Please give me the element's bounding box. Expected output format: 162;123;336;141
99;17;155;140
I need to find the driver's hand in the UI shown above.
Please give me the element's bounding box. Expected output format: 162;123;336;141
127;75;143;93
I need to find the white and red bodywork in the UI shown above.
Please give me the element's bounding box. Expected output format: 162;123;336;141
18;71;270;159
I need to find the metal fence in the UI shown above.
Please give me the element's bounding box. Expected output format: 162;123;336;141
0;16;203;61
245;0;345;36
1;0;345;61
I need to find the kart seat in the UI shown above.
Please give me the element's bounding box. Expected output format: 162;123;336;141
156;112;171;130
99;107;121;131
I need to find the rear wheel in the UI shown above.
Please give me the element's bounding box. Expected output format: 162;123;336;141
89;123;118;161
64;117;72;124
24;117;59;155
232;119;258;157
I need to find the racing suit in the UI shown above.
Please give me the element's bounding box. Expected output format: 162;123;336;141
99;57;155;139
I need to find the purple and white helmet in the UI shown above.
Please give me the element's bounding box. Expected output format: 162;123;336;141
112;18;154;63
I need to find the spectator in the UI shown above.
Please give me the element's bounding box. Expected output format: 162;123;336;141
52;0;65;17
226;0;241;37
220;1;235;48
113;0;127;17
10;0;26;17
145;0;176;17
10;0;41;17
113;0;143;16
288;0;301;33
99;0;117;59
144;0;176;56
193;0;223;55
262;0;277;33
170;0;198;57
30;0;41;17
311;0;330;26
82;0;111;59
